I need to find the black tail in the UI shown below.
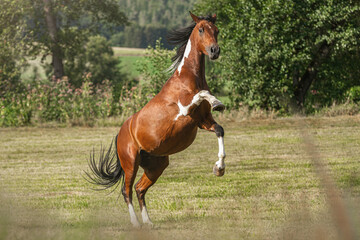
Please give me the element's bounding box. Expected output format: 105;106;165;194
85;135;124;191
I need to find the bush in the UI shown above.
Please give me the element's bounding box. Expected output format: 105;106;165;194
0;77;118;127
347;86;360;103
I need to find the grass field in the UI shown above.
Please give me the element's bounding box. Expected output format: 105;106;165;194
0;115;360;239
118;55;144;80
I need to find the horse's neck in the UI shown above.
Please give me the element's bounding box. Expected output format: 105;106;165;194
198;54;208;90
180;39;209;91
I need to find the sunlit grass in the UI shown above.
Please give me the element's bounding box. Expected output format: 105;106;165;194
0;115;359;239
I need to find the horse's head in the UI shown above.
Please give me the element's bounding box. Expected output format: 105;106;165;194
190;12;220;60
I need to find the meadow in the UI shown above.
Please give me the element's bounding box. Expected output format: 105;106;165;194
113;47;146;80
0;114;359;239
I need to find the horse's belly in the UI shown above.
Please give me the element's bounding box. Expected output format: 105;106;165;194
133;112;198;156
153;121;198;155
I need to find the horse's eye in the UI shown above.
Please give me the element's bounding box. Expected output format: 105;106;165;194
199;28;204;34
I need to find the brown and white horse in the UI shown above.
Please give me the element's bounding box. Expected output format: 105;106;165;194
87;12;226;227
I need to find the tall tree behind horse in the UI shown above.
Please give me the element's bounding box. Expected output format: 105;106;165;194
86;12;226;227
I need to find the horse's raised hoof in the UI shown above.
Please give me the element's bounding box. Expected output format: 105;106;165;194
213;164;225;177
212;101;225;112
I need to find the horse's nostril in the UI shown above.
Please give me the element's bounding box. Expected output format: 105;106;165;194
211;47;215;53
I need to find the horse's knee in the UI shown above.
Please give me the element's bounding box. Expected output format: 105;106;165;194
214;124;224;137
135;185;146;200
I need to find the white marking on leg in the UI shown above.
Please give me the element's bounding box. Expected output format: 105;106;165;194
174;92;203;120
216;136;226;169
174;90;224;121
141;206;153;225
128;203;140;228
177;40;191;75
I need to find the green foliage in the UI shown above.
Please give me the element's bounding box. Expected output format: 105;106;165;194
110;0;196;48
64;35;125;89
0;77;118;126
195;0;360;111
0;44;22;94
346;86;360;103
0;0;128;84
110;25;170;49
139;39;174;97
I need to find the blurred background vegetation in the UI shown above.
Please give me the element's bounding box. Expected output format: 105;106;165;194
1;0;360;126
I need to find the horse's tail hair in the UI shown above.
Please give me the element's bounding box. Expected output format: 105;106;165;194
85;135;124;191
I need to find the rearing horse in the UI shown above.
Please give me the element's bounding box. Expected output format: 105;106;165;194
87;12;226;227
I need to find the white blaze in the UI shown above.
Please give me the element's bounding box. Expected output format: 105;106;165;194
177;40;191;75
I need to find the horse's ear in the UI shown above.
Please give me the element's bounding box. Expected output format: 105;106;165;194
212;13;217;23
189;11;200;23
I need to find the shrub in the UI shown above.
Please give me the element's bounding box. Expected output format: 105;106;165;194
346;86;360;103
0;77;118;127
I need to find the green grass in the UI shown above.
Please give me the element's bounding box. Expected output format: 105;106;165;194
0;115;360;239
118;55;144;80
115;47;146;80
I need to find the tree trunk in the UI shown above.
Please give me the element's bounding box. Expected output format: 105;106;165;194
43;0;64;80
293;41;332;109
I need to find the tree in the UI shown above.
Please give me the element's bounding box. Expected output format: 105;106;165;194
65;35;125;88
195;0;360;110
0;0;128;82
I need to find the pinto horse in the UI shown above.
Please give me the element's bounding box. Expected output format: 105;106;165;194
86;12;226;227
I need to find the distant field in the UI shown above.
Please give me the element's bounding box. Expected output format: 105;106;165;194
115;47;146;80
118;55;145;80
0;115;359;239
113;47;146;57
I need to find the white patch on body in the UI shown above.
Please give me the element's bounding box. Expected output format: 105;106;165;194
177;40;191;75
141;206;153;225
215;136;226;169
128;203;140;228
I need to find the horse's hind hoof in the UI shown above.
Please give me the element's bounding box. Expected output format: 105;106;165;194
212;101;225;112
213;164;225;177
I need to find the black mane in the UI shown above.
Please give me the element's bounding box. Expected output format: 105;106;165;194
166;14;216;73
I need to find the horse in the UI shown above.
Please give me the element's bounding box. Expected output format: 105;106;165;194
86;12;226;227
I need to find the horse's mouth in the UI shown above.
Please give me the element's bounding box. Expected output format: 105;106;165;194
210;54;220;60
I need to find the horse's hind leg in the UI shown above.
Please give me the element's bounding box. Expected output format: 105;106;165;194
135;152;169;226
117;128;141;227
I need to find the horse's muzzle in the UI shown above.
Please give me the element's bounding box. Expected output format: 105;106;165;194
207;45;220;60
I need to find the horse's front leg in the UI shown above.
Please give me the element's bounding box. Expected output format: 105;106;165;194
212;123;226;176
175;90;224;120
199;118;226;177
198;90;225;112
